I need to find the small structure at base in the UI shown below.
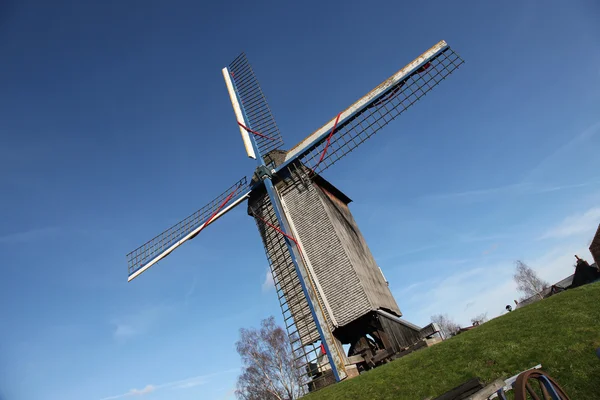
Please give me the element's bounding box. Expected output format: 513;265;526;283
571;255;600;288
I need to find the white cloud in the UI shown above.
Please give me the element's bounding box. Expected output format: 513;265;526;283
482;243;499;255
218;387;237;400
422;183;528;202
129;385;156;396
396;280;427;294
261;270;274;292
172;375;209;389
100;385;156;400
185;276;197;304
527;243;594;284
99;369;238;400
397;240;594;328
0;227;59;243
539;207;600;240
111;305;171;341
524;120;600;181
422;181;598;204
397;264;519;327
113;324;137;338
375;244;440;262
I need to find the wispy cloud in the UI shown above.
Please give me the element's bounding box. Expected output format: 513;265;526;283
184;276;198;305
457;232;510;244
423;183;527;202
261;269;274;292
422;181;597;203
539;207;600;240
218;387;237;400
390;257;475;274
375;244;440;263
397;239;594;328
111;305;171;341
394;280;432;297
99;369;238;400
482;243;499;255
172;375;209;389
100;385;156;400
376;233;508;266
525;120;600;181
398;264;519;327
400;281;427;293
536;182;595;193
400;211;598;326
113;324;138;338
0;227;59;244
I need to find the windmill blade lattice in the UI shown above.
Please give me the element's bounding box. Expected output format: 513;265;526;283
229;53;285;155
127;177;249;279
291;45;464;175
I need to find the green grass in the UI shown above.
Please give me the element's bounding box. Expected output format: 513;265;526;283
306;282;600;400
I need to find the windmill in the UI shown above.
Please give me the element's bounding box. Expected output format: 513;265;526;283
127;40;463;390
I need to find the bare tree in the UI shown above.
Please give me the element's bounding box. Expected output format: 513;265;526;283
235;316;305;400
513;260;549;301
430;314;461;339
470;312;488;326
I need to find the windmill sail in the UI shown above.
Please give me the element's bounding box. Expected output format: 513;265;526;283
222;67;256;159
127;177;250;281
228;53;285;157
282;40;464;174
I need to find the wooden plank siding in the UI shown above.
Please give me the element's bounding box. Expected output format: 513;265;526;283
280;173;372;329
316;184;402;318
250;150;403;349
377;312;423;353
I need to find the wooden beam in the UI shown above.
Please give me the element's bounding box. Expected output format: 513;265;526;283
433;378;484;400
466;379;505;400
346;355;365;365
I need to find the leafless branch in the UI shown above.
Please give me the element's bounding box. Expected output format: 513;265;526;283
430;314;460;339
235;316;306;400
513;260;549;301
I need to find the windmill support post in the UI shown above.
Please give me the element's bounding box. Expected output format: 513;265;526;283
231;74;347;383
263;178;346;382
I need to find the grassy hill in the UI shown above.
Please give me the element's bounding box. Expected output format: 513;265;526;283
305;282;600;399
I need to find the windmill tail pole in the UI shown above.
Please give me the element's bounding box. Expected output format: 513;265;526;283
252;205;344;342
256;180;348;382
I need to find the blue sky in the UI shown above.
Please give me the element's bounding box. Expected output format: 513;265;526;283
1;1;600;399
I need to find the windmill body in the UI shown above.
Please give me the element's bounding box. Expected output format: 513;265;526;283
127;40;464;390
250;150;402;330
249;150;435;386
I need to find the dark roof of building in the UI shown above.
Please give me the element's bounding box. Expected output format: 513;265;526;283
313;175;352;204
247;150;353;217
572;258;600;288
592;224;600;247
554;274;576;288
456;325;477;334
516;274;574;308
590;224;600;263
250;149;353;204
